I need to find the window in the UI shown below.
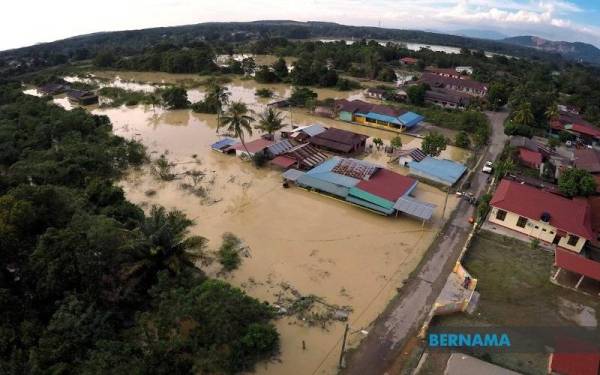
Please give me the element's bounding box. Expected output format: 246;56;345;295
516;216;528;228
542;228;547;232
550;231;554;234
534;226;539;229
567;235;580;246
496;210;507;221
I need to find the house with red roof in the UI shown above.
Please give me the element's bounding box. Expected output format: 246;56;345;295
518;148;543;169
226;138;275;158
400;57;418;65
488;179;594;253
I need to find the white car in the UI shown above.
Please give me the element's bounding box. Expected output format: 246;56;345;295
482;161;493;174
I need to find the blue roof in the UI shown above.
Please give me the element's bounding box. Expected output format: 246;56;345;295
296;174;350;198
364;112;402;126
211;138;237;150
305;157;360;188
398;112;425;128
408;157;467;186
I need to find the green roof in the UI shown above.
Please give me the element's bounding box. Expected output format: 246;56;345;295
347;187;395;210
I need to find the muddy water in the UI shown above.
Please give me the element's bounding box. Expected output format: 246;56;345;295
94;108;460;375
26;73;466;374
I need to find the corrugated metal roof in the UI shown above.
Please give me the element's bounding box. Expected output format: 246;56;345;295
398;112;425;128
305;157;360;188
408;157;466;185
296;174;350;198
282;169;305;181
394;196;436;221
364;112;402;125
211;138;237;150
346;196;395;215
267;139;294;156
348;187;395;210
292;124;327;137
271;155;297;169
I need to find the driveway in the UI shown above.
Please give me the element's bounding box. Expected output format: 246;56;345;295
343;109;509;375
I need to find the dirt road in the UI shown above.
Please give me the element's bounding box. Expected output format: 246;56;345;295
342;110;509;375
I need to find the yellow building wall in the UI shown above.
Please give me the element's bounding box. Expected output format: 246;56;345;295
354;115;366;124
489;207;586;253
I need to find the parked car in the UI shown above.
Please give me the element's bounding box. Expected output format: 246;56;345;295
482;161;493;174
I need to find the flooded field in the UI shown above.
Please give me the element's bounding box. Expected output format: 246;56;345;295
26;72;468;374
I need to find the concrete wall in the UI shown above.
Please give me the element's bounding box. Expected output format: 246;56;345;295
339;111;353;122
489;207;586;252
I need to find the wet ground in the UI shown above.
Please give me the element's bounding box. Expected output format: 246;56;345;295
25;72;470;374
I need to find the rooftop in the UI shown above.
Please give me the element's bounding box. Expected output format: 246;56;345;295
228;138;275;153
309;127;368;153
574;149;600;173
408;157;467;186
490;179;594;240
420;72;488;93
354;168;417;202
518;147;543;166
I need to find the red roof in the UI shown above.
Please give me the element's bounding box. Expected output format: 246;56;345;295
490;180;594;240
518;147;543;167
556;248;600;281
589;197;600;234
270;155;296;169
550;347;600;375
228;138;274;153
570;124;600;138
355;168;416;202
400;57;418;64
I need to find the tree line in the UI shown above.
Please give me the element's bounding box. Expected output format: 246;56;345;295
0;82;279;374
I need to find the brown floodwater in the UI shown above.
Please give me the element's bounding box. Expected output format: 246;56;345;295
25;72;468;374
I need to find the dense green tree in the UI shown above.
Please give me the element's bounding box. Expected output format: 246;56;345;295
454;131;471;149
421;132;448;157
254;65;281;84
407;84;428;106
558;168;597;197
487;83;508;110
272;57;288;79
160;86;189;109
288;86;317;107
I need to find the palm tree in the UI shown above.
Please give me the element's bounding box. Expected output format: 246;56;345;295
255;107;285;138
494;158;515;180
513;102;535;127
142;205;207;274
148;94;161;114
545;103;559;122
221;101;255;156
207;80;231;134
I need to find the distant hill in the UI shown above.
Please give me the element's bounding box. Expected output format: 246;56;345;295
0;20;570;69
501;36;600;64
451;29;508;40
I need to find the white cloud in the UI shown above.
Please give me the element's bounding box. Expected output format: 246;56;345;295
0;0;598;50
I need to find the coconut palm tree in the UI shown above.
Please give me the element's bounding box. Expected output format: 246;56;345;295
255;107;285;138
545;103;559;122
207;80;231;134
513;102;535;127
221;101;255;156
141;205;207;275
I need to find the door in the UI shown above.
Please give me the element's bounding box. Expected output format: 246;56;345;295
552;234;561;245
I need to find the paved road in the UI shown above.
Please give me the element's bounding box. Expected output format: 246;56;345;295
343;110;509;375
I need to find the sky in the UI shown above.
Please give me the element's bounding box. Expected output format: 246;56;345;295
1;0;600;51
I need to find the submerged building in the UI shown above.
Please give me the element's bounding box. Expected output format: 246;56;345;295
336;99;424;131
283;157;436;221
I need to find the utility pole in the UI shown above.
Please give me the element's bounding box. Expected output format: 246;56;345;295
338;323;350;369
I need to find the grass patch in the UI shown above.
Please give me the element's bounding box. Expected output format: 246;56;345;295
433;230;600;375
